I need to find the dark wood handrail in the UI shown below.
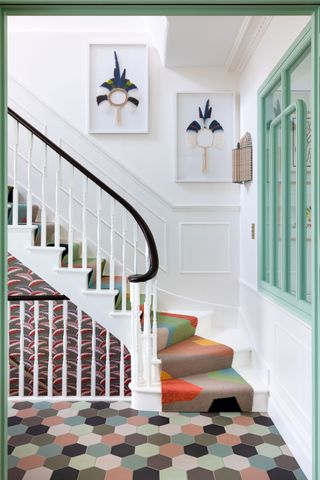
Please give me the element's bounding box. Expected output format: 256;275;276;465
8;295;69;301
8;107;159;283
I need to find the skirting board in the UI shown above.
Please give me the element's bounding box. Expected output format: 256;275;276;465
268;395;311;480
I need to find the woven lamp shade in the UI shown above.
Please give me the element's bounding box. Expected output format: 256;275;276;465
232;132;252;184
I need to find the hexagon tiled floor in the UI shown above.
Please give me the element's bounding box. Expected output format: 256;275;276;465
8;401;307;479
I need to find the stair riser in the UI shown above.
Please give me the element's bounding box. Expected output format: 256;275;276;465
129;390;269;412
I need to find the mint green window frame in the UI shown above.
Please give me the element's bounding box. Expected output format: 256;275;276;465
258;27;312;321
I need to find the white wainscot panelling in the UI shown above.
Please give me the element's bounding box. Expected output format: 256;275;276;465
273;322;312;423
179;222;231;274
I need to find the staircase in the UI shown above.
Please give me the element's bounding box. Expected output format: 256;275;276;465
7;107;269;412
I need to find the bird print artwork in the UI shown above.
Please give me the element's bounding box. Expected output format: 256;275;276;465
96;51;140;126
186;99;224;173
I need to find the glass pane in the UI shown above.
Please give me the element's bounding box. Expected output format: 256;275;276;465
263;83;281;283
289;112;296;297
276;124;282;289
289;48;311;303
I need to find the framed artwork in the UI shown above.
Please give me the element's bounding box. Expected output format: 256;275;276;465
176;92;235;182
88;43;149;134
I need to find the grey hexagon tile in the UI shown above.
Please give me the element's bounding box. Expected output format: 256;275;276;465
8;401;307;480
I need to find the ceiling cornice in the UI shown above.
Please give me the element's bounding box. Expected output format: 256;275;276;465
225;15;273;73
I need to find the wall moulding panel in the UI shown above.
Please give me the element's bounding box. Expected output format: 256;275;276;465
179;222;231;274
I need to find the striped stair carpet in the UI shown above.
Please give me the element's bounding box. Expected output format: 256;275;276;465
8;186;253;411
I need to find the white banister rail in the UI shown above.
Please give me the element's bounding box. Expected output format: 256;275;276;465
8;107;160;403
40;145;47;247
26;132;33;227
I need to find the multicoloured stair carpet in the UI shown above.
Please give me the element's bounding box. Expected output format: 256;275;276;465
8;187;253;412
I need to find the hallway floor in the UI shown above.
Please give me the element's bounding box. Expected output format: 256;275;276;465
8;401;306;480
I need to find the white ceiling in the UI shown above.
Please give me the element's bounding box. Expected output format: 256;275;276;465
7;15;280;71
165;16;245;68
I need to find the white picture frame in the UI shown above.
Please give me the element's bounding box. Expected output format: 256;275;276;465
175;91;236;183
88;43;149;134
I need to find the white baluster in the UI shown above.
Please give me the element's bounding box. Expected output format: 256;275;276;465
26;132;33;226
82;177;88;269
47;301;53;397
76;307;82;397
120;342;125;397
133;223;138;274
12;121;19;226
8;302;11;393
122;209;127;311
152;280;158;362
33;301;39;397
130;282;141;388
54;156;61;248
144;280;152;387
96;188;102;290
109;199;115;291
68;168;74;269
41;145;47;247
18;301;25;397
91;318;96;396
62;300;68;397
105;331;110;396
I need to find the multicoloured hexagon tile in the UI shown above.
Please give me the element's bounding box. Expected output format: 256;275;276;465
8;401;307;480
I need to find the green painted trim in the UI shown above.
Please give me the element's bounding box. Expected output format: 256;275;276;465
260;282;312;320
258;24;312;97
0;6;319;480
311;9;320;480
281;69;290;293
0;8;7;480
0;4;317;15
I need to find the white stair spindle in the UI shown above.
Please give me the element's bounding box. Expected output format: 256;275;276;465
26;132;33;226
120;342;125;397
41;145;47;247
47;301;54;397
144;280;152;387
68;168;74;269
33;301;39;397
82;176;88;269
122;209;127;311
8;302;11;393
91;318;96;396
12;121;19;226
76;307;82;397
152;280;158;362
130;282;141;388
54;156;61;248
109;199;115;291
18;301;25;397
62;300;68;397
105;331;110;396
133;223;138;274
96;188;102;290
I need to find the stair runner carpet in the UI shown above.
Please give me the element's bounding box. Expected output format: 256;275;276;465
8;188;253;411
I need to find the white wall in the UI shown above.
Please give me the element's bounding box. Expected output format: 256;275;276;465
7;29;240;206
238;15;312;478
7;23;240;312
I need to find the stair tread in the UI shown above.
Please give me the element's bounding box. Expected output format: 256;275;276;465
159;335;233;379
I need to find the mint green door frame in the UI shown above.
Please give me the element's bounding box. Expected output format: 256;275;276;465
0;4;319;480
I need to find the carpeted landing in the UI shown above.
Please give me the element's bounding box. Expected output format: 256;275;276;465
8;401;307;480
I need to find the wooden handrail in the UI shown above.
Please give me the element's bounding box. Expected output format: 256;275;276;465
8;107;159;283
8;295;69;301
